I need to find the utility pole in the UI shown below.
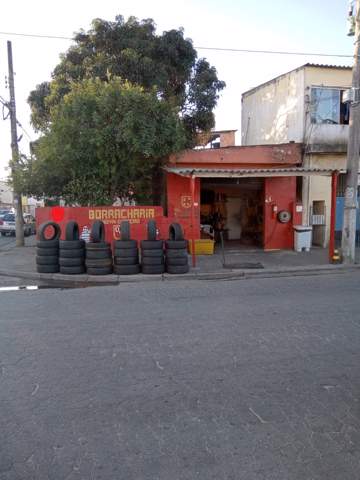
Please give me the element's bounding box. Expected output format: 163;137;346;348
342;0;360;263
7;40;24;247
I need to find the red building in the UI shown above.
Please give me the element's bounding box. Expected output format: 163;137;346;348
166;139;307;250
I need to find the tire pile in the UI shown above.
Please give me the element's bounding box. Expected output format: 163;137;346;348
36;222;61;274
59;221;85;274
165;223;189;274
113;221;141;275
140;220;165;275
85;220;113;275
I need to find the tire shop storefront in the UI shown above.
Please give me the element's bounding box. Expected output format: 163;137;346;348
36;142;339;255
166;143;332;251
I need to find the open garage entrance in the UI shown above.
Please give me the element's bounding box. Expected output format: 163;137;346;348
200;178;264;248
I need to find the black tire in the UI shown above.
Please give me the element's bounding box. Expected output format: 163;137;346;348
120;221;130;241
141;249;164;258
147;220;157;241
113;247;138;258
36;255;59;265
85;258;113;268
169;223;184;241
166;264;189;274
59;239;85;250
86;241;110;250
142;264;165;275
37;264;60;273
86;249;111;260
166;256;188;266
142;256;164;266
114;256;139;266
140;240;163;250
59;257;84;267
65;221;79;241
165;240;188;250
113;239;137;249
91;220;105;243
59;249;85;259
36;247;59;256
39;221;61;242
37;239;59;249
114;264;141;275
165;249;188;258
86;266;113;275
60;265;86;275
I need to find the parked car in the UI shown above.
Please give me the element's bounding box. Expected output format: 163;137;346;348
0;213;34;236
0;209;12;219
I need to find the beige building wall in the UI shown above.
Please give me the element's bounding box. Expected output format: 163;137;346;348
241;67;305;145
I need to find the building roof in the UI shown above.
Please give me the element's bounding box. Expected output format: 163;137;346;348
242;63;352;98
165;167;341;178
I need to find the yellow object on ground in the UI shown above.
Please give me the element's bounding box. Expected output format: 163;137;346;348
188;239;215;255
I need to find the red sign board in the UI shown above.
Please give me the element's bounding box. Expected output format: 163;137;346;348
36;206;168;242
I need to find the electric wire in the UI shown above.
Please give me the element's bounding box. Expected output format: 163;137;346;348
0;31;354;59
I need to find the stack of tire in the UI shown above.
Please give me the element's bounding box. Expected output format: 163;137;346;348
85;220;113;275
165;223;189;274
113;221;141;275
59;221;85;275
36;222;61;274
140;220;165;274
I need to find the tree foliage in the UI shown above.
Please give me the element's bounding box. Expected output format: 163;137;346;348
24;79;186;205
26;15;225;204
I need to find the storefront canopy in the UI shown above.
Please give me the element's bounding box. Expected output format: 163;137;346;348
165;167;342;178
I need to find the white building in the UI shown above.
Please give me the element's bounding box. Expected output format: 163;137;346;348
241;63;352;247
0;180;13;209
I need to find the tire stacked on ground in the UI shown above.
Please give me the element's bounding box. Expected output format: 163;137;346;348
140;220;164;274
85;220;113;275
165;223;189;274
36;221;61;273
113;221;140;275
59;221;85;275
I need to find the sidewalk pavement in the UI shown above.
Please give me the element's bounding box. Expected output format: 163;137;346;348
0;236;359;284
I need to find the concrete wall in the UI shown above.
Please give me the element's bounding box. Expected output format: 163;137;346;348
0;181;13;208
241;67;305;145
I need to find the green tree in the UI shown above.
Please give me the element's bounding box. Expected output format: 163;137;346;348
26;15;225;205
29;15;225;141
24;79;186;205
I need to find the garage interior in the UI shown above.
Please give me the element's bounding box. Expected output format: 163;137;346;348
200;178;264;247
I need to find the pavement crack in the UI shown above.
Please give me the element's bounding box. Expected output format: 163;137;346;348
249;407;268;424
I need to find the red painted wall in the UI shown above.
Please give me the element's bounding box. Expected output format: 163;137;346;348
166;173;201;239
36;203;198;244
263;177;300;250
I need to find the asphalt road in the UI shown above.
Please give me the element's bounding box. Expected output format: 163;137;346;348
1;272;360;479
0;234;16;251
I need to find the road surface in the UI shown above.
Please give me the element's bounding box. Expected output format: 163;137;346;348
1;272;360;479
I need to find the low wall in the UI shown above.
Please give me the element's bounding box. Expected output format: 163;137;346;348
35;205;198;243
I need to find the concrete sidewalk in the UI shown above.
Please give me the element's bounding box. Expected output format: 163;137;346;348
0;235;359;284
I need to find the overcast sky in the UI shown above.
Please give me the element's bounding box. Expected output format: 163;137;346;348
0;0;354;179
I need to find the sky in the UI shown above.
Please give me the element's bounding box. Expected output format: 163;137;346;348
0;0;354;180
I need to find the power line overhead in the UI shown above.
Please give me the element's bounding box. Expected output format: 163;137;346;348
0;31;353;59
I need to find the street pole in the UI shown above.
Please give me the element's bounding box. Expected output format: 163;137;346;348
7;40;24;247
342;0;360;263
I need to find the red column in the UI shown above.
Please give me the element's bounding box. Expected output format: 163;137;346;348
190;175;196;268
329;171;339;262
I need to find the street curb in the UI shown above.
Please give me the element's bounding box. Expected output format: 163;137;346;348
0;263;359;285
